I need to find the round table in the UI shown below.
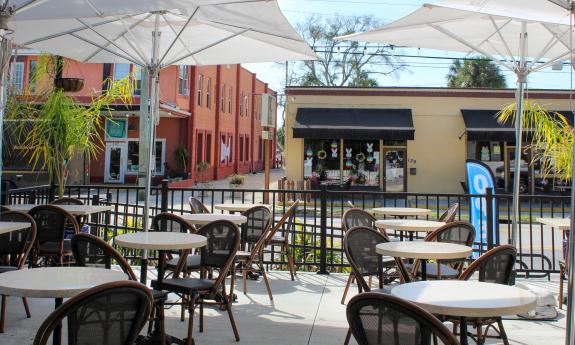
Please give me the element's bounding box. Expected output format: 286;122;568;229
179;213;247;225
372;207;432;217
214;203;271;213
115;232;207;345
0;267;128;345
376;241;472;280
375;219;446;241
392;280;537;345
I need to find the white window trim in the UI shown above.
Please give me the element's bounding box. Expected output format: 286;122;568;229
106;137;166;176
178;65;189;96
197;75;203;107
11;62;24;93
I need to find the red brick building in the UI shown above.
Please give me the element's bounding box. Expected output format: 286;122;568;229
5;54;276;185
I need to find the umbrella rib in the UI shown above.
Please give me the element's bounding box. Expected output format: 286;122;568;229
83;14;152;65
528;23;570;70
158;8;200;65
488;17;516;65
207;20;304;43
14;0;47;14
84;0;103;17
118;16;151;64
22;17;124;46
428;23;515;71
162;29;249;67
70;32;141;65
75;18;141;65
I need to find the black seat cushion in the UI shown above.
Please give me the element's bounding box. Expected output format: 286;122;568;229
166;255;201;270
152;278;214;295
0;266;18;274
39;240;72;254
151;289;169;302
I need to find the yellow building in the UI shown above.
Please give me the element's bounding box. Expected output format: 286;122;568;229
284;87;574;194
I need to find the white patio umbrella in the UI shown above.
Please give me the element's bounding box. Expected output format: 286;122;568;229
7;0;317;281
338;0;575;248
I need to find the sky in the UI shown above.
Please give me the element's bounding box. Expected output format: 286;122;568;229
243;0;575;124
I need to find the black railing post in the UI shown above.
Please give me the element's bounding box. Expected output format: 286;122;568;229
1;180;10;205
91;194;100;236
486;187;494;250
29;190;36;204
161;179;169;213
317;186;329;275
48;184;56;202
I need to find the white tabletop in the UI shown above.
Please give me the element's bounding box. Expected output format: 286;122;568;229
376;241;473;260
375;219;446;232
0;267;128;298
115;232;207;250
7;204;114;216
537;217;570;231
180;213;247;225
372;207;432;217
0;222;30;235
214;203;271;212
392;280;537;317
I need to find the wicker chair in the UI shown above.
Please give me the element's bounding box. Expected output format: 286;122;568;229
152;212;199;278
29;205;79;266
188;197;210;214
51;197;86;228
340;208;397;305
451;245;517;345
235;206;273;300
265;201;300;281
32;280;152;345
438;203;460;223
0;211;37;333
411;221;475;280
71;233;169;342
559;255;568;309
346;292;460;345
153;220;241;345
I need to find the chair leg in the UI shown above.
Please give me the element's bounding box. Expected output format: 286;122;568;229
180;295;186;322
259;262;273;301
559;266;564;309
222;285;240;341
497;317;510;345
341;273;354;305
285;244;296;280
344;328;351;345
22;298;31;318
0;295;6;333
199;300;204;333
186;299;196;345
229;264;237;302
242;269;248;295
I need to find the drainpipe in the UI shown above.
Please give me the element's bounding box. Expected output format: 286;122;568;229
214;66;222;180
188;66;197;182
234;65;241;174
250;74;256;173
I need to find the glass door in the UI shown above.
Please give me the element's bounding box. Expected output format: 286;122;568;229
505;146;531;194
383;148;406;192
104;142;126;183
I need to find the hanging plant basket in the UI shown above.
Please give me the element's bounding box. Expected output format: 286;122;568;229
54;78;84;92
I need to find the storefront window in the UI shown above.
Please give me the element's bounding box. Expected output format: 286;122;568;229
342;140;380;187
303;139;341;185
125;140;165;175
468;141;505;190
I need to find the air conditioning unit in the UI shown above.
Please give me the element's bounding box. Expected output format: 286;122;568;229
260;93;277;128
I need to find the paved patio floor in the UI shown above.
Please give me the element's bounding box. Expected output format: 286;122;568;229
0;272;567;345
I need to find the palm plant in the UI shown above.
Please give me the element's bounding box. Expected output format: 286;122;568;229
497;101;574;182
5;55;133;197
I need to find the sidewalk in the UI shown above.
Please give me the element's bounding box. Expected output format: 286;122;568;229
197;168;285;190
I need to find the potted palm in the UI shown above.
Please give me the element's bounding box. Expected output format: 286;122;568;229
229;174;245;188
175;146;189;179
6;55;133;198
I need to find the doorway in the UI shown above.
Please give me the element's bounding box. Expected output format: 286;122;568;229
383;148;407;192
505;146;532;194
104;142;126;183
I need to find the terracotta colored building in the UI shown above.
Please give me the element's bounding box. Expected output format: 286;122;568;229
4;53;276;186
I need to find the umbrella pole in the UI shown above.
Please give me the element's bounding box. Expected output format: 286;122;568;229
511;24;528;248
0;37;8;207
140;20;161;284
567;111;575;344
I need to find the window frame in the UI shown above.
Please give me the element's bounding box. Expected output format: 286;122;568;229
197;74;203;107
10;62;24;93
178;65;189;96
206;78;211;109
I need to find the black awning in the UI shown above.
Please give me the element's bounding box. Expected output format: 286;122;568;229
461;110;514;141
462;109;575;141
293;108;414;140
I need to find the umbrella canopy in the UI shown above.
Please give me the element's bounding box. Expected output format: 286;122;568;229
10;1;316;66
339;1;574;70
7;0;316;283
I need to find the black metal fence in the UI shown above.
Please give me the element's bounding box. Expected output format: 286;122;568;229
4;182;570;277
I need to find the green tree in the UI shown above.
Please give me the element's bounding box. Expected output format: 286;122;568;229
447;58;506;88
6;55;133;197
294;15;402;87
276;125;285;151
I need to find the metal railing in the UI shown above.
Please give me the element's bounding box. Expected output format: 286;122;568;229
4;181;570;277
